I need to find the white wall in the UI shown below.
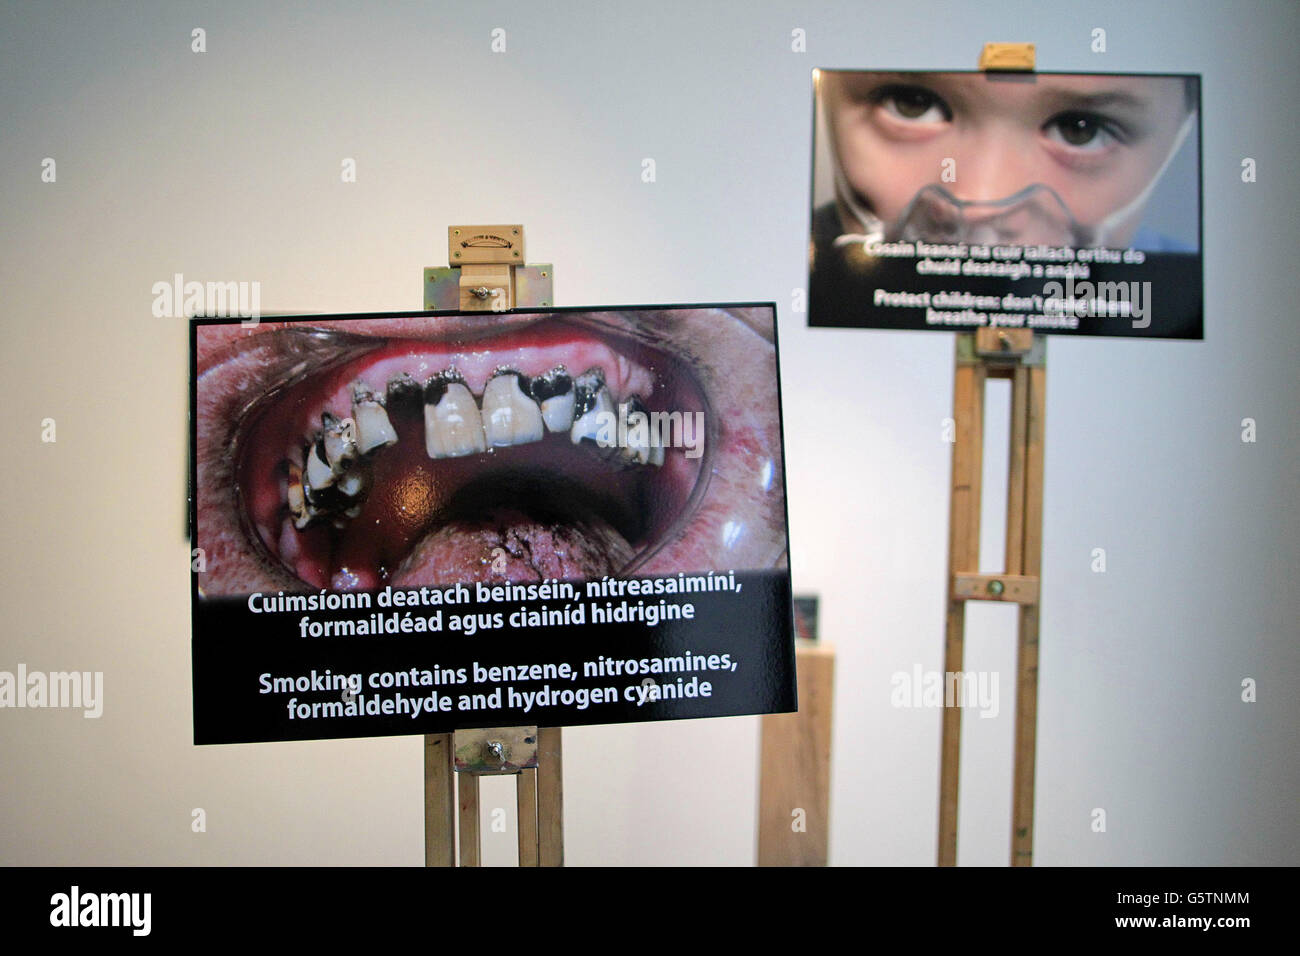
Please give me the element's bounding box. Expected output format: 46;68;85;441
1;0;1295;865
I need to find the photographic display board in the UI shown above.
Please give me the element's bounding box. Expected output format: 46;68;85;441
809;70;1203;338
190;306;794;744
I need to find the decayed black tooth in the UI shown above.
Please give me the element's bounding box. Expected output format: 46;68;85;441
382;371;423;416
304;473;362;511
313;437;330;465
321;411;340;430
571;367;607;417
620;396;653;463
614;396;646;459
613;398;649;466
572;388;596;418
304;482;344;511
386;373;422;413
530;367;573;403
574;367;605;388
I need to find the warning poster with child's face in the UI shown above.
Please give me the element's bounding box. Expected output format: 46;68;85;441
809;70;1203;338
190;305;795;743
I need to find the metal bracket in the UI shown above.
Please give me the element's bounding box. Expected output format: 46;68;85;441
453;726;539;774
958;329;1046;367
425;264;552;311
422;224;554;313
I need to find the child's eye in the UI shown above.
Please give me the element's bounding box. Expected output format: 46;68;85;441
1044;111;1123;151
874;85;951;123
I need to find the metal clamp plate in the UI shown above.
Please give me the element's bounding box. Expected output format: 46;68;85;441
453;726;539;774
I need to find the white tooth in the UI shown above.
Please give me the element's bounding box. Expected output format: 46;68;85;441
322;417;357;470
353;399;397;455
425;382;487;458
531;368;576;432
337;468;364;499
620;400;652;465
541;392;576;433
482;374;544;447
623;440;650;466
648;442;665;467
305;440;335;490
287;463;312;528
570;385;616;447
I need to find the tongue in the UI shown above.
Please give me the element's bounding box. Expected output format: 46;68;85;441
389;508;634;586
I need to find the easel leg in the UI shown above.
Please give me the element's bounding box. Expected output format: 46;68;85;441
424;733;455;867
458;772;481;867
1010;364;1045;866
517;768;539;867
1005;366;1029;569
1011;606;1040;865
939;359;984;867
537;727;564;867
938;604;965;867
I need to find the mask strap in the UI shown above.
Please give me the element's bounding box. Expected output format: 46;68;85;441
830;153;886;248
1094;111;1196;246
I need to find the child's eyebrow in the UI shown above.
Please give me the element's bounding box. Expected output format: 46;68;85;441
1038;89;1151;113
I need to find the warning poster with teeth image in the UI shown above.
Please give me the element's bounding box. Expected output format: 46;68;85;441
809;70;1203;338
189;306;795;744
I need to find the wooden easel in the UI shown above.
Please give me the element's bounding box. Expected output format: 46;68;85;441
938;327;1045;867
421;225;563;866
935;41;1047;870
424;727;564;866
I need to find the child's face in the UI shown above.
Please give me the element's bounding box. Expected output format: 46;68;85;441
824;72;1191;246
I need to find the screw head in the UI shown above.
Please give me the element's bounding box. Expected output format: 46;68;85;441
987;579;1005;596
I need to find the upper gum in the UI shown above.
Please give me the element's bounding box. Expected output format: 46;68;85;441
304;340;657;445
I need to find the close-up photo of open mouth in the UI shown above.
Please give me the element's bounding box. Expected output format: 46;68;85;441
194;307;787;596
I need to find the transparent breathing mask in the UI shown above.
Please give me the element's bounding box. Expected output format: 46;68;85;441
890;183;1089;245
831;111;1196;250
